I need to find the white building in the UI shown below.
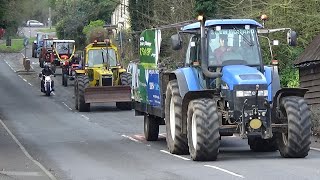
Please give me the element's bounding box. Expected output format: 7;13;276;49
111;0;130;30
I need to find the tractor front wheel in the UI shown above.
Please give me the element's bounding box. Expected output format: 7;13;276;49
117;72;133;110
187;98;220;161
276;96;311;158
77;75;90;112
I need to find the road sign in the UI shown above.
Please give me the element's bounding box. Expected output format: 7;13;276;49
23;37;29;47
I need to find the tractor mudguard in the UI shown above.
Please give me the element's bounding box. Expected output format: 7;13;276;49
173;67;202;98
273;88;308;110
264;66;281;102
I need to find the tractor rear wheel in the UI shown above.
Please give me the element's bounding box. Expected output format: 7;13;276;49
248;136;278;152
32;44;36;57
77;75;90;112
276;96;311;158
187;98;220;161
144;114;159;141
165;80;189;155
39;59;44;68
116;72;132;110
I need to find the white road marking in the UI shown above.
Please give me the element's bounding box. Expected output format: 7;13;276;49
121;135;141;143
52;92;55;95
0;171;43;176
22;78;27;82
160;150;190;161
204;165;244;179
28;82;33;86
0;118;57;180
62;102;72;111
311;147;320;152
81;115;89;120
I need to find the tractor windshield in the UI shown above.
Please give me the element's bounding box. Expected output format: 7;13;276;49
55;42;74;55
208;27;261;67
88;49;117;67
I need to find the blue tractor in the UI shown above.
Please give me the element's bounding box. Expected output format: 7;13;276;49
131;15;311;161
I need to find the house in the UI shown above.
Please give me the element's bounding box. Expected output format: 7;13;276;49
111;0;130;30
294;34;320;106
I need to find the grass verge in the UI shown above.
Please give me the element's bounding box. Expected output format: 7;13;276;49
0;37;35;53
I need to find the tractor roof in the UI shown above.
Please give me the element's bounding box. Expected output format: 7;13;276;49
53;40;75;43
181;19;263;31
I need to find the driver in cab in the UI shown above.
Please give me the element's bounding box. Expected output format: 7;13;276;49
213;34;232;64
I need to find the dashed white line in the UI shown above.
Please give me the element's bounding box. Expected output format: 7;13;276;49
121;135;141;143
81;114;90;120
22;78;27;82
160;150;190;161
52;92;55;95
62;102;72;111
204;165;244;179
311;147;320;152
28;82;33;86
0;171;43;177
0;118;57;180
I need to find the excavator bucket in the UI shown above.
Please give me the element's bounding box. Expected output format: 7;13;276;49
84;85;131;103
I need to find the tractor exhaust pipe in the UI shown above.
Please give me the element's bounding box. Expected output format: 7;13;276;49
198;15;222;79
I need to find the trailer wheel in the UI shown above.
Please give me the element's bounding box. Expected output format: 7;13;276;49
248;136;278;152
276;96;311;158
165;80;188;155
144;114;159;141
117;72;132;110
187;98;220;161
77;75;90;112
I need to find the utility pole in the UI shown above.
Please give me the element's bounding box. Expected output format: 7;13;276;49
48;7;52;29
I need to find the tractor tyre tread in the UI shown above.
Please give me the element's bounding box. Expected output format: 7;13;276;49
277;96;311;158
165;80;189;155
78;75;90;112
187;98;220;161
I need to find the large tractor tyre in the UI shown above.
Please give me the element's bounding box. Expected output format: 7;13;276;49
120;72;132;86
187;98;220;161
45;82;51;96
74;78;79;110
165;80;189;155
62;73;68;87
77;75;90;112
116;102;133;110
118;72;133;110
248;136;278;152
276;96;311;158
144;114;159;141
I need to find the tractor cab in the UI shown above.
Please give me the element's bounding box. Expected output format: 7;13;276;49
52;39;76;64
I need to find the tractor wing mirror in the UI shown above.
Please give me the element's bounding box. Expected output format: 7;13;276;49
171;34;182;50
287;30;297;46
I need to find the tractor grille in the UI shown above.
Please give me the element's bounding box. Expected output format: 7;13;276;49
102;77;112;86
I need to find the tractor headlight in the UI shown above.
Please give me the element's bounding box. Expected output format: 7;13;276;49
236;90;268;97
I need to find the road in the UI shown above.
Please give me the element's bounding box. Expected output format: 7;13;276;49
0;49;320;180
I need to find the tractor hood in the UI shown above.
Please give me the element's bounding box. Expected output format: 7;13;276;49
221;65;267;90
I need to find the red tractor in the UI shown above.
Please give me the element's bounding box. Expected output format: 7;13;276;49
52;40;76;86
39;37;57;68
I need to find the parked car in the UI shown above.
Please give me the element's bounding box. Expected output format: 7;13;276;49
26;20;44;27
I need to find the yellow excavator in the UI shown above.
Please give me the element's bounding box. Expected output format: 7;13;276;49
74;39;132;112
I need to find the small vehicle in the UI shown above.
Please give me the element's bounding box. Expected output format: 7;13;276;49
51;39;76;76
39;37;57;68
32;33;49;58
39;74;54;96
26;20;44;27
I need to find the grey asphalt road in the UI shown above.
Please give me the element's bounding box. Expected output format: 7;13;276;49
1;50;320;180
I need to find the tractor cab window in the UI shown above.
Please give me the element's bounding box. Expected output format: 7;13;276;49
88;49;117;67
186;35;201;66
55;42;74;55
45;40;53;48
208;26;261;67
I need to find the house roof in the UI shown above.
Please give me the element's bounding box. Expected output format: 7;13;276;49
181;19;263;31
294;34;320;66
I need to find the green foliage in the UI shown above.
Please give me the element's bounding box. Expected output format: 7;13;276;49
83;20;105;36
0;38;25;53
86;27;108;44
194;0;217;18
